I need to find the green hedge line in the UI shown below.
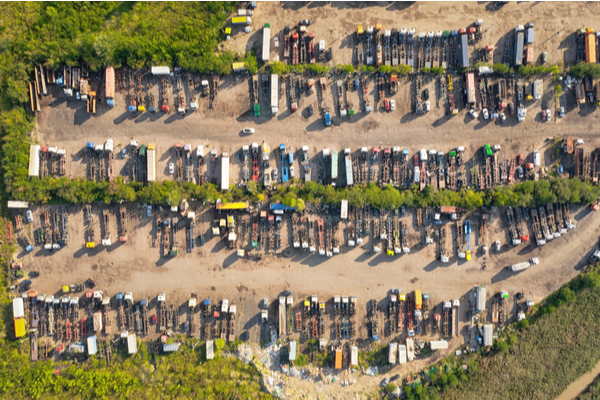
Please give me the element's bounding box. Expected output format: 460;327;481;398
4;107;600;209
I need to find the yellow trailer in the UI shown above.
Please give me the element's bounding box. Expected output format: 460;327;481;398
415;290;422;309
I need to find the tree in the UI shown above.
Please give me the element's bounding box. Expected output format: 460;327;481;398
385;383;396;394
493;63;509;74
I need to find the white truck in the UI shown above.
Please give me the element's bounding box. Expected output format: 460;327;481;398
510;257;539;272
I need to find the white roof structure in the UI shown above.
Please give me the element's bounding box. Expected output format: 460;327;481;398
7;201;29;209
398;344;407;364
341;200;348;220
151;66;171;75
351;346;358;366
29;145;40;177
87;336;98;355
12;298;24;318
430;340;448;350
206;340;214;360
127;334;137;354
289;341;296;361
483;324;493;347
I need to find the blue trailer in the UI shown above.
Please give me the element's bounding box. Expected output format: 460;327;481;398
280;144;288;182
288;152;294;166
514;30;524;66
460;34;469;68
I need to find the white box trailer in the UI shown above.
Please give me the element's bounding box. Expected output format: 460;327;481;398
29;145;40;177
262;24;271;62
398;344;407;364
147;146;156;182
341;199;348;219
221;152;230;191
345;155;353;186
388;342;398;365
271;74;278;114
430;340;448;350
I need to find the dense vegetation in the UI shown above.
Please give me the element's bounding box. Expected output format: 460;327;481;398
400;266;600;400
0;2;238;107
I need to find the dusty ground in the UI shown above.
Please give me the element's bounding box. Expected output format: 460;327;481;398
23;2;600;398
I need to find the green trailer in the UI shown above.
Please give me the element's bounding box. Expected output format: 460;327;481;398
254;104;260;117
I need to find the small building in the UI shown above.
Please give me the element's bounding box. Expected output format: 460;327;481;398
483;324;493;347
29;145;40;177
87;336;98;355
70;344;85;354
350;346;358;366
270;203;296;214
163;343;180;353
127;334;137;354
206;340;214;360
289;341;296;362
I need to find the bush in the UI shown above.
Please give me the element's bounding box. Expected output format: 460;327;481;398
493;63;510;74
385;383;396;394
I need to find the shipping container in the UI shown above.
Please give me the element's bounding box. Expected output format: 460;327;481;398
586;32;597;64
232;16;251;26
526;28;534;44
525;47;534;64
466;72;475;103
105;66;115;105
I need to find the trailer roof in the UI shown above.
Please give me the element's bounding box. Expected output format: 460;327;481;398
29;145;40;177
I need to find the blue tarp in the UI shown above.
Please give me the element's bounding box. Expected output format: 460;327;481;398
270;204;296;211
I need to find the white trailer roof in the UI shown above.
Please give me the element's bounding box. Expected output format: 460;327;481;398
483;324;493;347
262;26;271;62
221;154;230;191
206;340;214;360
430;340;448;350
87;336;98;355
127;334;138;354
151;66;171;75
351;346;358;366
289;341;296;361
340;199;348;219
13;298;24;318
7;201;29;209
29;145;40;177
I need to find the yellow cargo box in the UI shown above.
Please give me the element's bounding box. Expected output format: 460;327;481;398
415;289;422;309
86;242;95;248
15;318;26;338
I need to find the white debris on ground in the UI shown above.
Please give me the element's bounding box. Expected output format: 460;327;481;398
233;343;366;398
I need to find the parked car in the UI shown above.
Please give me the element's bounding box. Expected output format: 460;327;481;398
517;166;524;179
290;166;295;178
414;154;419;166
26;210;33;223
482;108;489;119
542;51;548;63
169;163;174;174
242;127;255;134
122;148;127;158
308;104;313;116
384;98;390;111
28;271;40;278
500;113;506;123
546;109;551;121
274;37;279;48
559;107;564;118
147;205;152;217
273;169;278;181
470;109;479;119
390;99;395;111
20;279;32;287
